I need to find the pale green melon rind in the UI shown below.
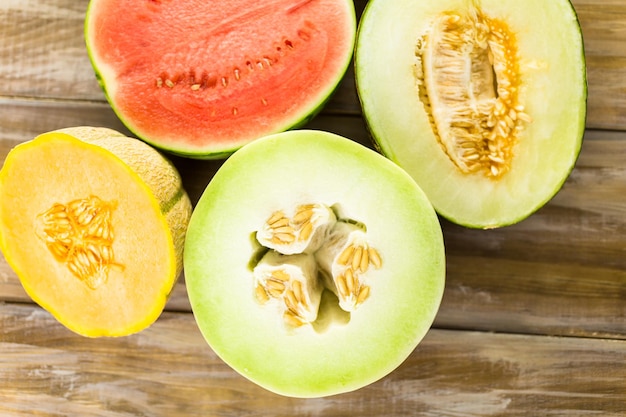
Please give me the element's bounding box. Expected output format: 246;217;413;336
355;0;587;229
83;0;357;160
184;130;445;398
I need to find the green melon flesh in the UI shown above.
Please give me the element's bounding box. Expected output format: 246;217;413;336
184;130;445;398
84;0;356;158
355;0;586;228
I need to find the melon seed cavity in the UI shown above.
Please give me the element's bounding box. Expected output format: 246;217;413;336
36;195;123;290
252;203;383;329
414;6;532;178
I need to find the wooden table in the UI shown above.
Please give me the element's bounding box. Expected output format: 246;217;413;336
1;1;625;415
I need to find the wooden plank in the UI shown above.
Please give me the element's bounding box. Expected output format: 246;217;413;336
0;0;360;113
0;0;94;100
1;0;626;129
1;97;625;338
0;98;133;144
0;99;373;310
0;98;373;203
436;130;626;339
1;0;625;414
1;302;625;416
573;0;626;129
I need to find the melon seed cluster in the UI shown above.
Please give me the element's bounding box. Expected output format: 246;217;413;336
253;203;382;328
414;7;532;178
36;195;122;290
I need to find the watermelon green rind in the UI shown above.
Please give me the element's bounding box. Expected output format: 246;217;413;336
84;0;357;159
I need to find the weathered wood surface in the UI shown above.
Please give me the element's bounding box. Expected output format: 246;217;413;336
2;303;626;417
1;0;626;415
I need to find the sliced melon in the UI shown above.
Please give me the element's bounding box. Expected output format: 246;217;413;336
184;130;445;397
84;0;356;158
0;127;192;337
355;0;587;228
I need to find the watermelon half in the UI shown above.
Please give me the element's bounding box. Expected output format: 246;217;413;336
84;0;356;158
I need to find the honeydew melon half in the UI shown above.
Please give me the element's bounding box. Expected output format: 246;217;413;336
84;0;356;158
184;130;445;398
355;0;587;228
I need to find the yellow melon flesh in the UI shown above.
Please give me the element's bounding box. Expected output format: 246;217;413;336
0;127;192;337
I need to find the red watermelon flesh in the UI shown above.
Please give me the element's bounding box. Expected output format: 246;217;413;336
85;0;356;158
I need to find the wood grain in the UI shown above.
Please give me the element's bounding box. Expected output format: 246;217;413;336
1;0;625;414
574;0;626;129
2;1;626;128
1;303;625;417
437;130;626;339
1;102;625;339
0;0;362;114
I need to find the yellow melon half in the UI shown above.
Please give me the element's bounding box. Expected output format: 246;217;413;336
0;127;192;337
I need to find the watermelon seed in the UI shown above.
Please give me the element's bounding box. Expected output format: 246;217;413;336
200;71;209;88
206;76;217;89
234;68;241;80
261;98;268;106
221;77;228;87
165;79;174;88
297;30;311;41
